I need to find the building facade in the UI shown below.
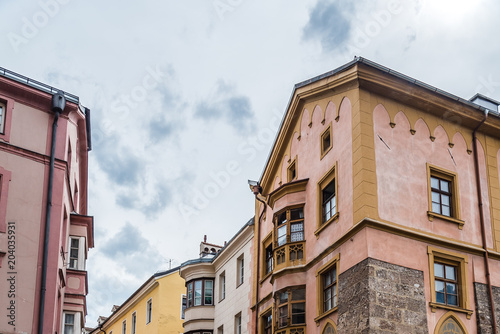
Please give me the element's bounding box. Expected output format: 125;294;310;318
90;267;185;334
250;58;500;333
180;218;254;334
0;67;93;333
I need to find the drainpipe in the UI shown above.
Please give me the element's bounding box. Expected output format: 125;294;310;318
472;109;498;334
38;91;66;334
249;181;265;334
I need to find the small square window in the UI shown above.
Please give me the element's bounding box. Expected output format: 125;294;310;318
287;159;297;182
320;124;332;158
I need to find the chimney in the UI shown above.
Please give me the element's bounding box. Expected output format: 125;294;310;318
204;235;207;242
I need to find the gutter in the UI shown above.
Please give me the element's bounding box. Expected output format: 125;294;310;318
472;110;498;334
251;184;266;334
38;91;66;334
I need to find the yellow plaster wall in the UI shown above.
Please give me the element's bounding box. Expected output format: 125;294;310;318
103;272;184;334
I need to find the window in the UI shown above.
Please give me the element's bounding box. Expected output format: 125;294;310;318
276;287;306;328
315;254;339;320
0;97;12;141
63;313;75;334
265;244;273;274
320;124;332;158
131;312;136;334
287;158;297;182
235;313;242;334
316;164;338;234
434;262;458;306
181;295;186;319
322;179;336;223
237;255;244;286
146;298;152;324
427;246;472;318
219;272;226;301
0;101;6;134
427;164;463;228
186;279;215;307
204;280;213;304
261;310;272;334
69;237;80;269
122;320;126;334
275;207;304;247
217;325;224;334
431;176;452;217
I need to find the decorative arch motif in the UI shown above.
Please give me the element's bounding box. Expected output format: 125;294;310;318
434;311;468;334
321;320;337;334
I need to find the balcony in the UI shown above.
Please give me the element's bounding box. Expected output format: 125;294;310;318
274;241;306;272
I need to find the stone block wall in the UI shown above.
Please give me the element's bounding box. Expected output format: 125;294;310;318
337;258;428;333
474;283;500;334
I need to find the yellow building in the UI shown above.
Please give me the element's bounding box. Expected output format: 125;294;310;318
90;267;185;334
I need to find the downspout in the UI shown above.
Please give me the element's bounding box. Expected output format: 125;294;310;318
38;91;66;334
472;109;498;334
252;184;266;334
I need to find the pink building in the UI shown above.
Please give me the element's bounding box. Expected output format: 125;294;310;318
0;67;93;334
250;58;500;333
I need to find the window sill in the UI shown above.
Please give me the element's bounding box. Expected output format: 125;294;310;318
314;306;337;323
429;302;473;319
315;212;339;236
427;211;464;229
320;145;332;160
260;272;272;285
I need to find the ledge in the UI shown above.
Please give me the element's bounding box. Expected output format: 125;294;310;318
315;212;339;236
427;211;464;229
429;302;473;319
314;306;337;323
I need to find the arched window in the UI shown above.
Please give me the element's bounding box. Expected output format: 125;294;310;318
435;312;467;334
322;322;336;334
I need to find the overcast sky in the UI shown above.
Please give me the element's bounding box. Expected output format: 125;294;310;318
2;0;500;328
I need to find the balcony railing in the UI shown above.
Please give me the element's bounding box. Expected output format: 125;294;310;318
274;241;305;271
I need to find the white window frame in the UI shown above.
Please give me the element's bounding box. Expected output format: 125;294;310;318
235;313;242;334
237;255;244;287
131;311;137;334
146;298;152;324
68;236;85;270
0;101;6;134
122;320;126;334
181;294;186;319
62;311;80;334
219;271;226;301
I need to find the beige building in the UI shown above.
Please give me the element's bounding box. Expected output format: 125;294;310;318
180;218;254;334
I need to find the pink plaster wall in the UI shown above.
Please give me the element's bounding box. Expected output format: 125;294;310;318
373;104;492;247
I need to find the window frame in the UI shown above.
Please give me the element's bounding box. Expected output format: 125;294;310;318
181;294;187;319
259;307;273;334
237;255;244;287
427;164;464;229
122;320;126;334
320;123;332;159
62;312;78;334
146;298;152;324
427;246;473;318
275;286;306;329
315;163;339;236
0;95;13;142
235;312;242;334
287;157;297;182
261;232;274;280
68;237;80;270
315;254;340;322
219;271;226;301
131;311;137;334
186;279;215;308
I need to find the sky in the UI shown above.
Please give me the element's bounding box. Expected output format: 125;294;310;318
1;0;500;328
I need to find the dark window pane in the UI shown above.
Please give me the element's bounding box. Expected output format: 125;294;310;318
436;292;445;304
290;208;303;220
446;283;457;294
448;294;458;306
431;177;439;189
292;288;305;301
